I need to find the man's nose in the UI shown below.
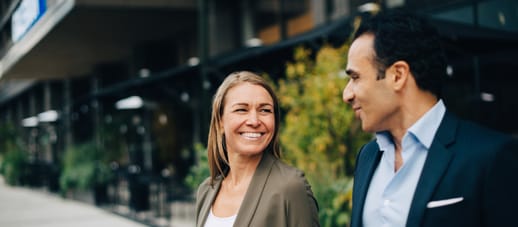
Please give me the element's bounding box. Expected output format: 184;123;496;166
342;80;354;104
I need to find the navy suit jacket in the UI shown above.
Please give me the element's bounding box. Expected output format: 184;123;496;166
351;112;518;227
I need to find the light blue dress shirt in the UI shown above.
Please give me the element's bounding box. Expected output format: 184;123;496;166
362;100;446;227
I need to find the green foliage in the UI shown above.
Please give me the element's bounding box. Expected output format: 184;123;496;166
183;42;372;226
59;142;113;193
0;122;27;186
184;143;210;192
276;44;373;226
98;120;126;163
0;122;21;155
1;148;28;186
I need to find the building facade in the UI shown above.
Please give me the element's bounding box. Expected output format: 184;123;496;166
0;0;517;225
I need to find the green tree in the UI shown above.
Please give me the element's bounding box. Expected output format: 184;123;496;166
0;122;27;186
276;43;372;226
184;143;209;192
59;142;113;194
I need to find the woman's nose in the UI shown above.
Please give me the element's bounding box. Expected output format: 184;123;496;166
246;111;259;126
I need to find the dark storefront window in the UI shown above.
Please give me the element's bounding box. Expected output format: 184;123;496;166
421;0;518;32
254;0;313;45
478;0;518;32
420;0;518;135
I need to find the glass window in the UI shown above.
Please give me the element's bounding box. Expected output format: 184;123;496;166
478;0;518;32
253;0;312;45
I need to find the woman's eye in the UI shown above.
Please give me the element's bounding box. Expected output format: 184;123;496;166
234;108;247;112
260;108;273;113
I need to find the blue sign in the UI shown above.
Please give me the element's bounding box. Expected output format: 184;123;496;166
11;0;47;42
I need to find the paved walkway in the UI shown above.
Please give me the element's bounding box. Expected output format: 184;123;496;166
0;177;147;227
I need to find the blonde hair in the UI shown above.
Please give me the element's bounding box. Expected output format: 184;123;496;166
206;71;281;186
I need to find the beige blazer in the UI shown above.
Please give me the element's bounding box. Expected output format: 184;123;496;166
195;152;320;227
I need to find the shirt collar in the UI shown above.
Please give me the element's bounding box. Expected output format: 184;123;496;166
376;131;393;153
375;99;446;151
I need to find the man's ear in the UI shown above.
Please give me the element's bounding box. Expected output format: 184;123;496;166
387;60;410;91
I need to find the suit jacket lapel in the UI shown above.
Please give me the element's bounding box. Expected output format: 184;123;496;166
406;112;457;227
351;142;383;227
197;177;222;227
233;152;276;226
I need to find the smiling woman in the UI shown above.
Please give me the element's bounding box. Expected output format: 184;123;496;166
221;82;275;158
195;71;320;227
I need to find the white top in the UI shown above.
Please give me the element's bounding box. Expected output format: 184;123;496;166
204;208;237;227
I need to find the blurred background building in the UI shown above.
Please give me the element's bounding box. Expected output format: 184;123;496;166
0;0;517;226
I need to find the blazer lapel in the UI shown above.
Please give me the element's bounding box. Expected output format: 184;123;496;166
233;152;276;227
197;178;222;227
406;112;457;227
351;142;383;227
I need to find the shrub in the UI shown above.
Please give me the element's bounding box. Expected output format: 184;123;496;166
59;142;113;193
276;44;372;226
1;148;27;185
184;143;209;192
0;122;27;186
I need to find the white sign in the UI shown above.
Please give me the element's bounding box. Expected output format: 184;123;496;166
11;0;47;42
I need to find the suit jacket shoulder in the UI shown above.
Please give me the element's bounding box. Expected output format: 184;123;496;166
195;152;320;227
351;139;382;227
407;112;517;227
195;176;221;226
235;152;320;227
351;111;518;227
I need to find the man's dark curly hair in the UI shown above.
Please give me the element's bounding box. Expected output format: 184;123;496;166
354;10;447;98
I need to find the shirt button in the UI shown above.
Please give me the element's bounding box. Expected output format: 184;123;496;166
384;199;391;206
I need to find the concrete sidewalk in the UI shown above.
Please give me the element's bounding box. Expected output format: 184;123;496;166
0;177;148;227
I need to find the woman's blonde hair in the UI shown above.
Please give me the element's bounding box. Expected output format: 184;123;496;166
206;71;281;186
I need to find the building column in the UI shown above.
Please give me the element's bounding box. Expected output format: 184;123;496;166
42;81;53;162
63;79;73;150
241;0;255;45
207;0;239;56
28;89;38;161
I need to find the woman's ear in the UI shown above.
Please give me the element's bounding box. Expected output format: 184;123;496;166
219;123;224;133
